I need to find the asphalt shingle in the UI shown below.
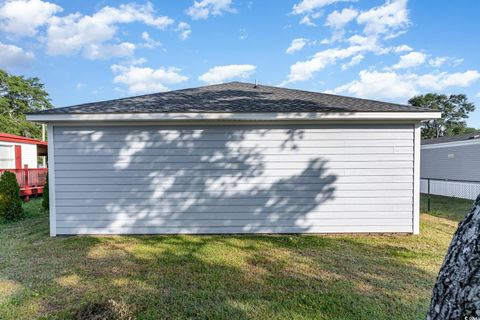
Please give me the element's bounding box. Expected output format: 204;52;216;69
31;82;433;114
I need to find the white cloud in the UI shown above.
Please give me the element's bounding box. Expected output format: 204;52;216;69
292;0;349;15
332;69;480;101
357;0;409;38
283;0;415;85
111;64;188;94
286;38;309;54
325;8;358;29
428;57;447;68
199;64;256;84
46;3;173;59
83;42;136;60
141;32;162;48
0;0;62;37
392;51;426;69
475;92;480;99
333;70;418;99
186;0;236;20
283;46;364;83
176;22;191;40
427;56;464;68
0;42;34;69
323;8;358;42
393;44;412;53
341;54;364;70
416;70;480;91
451;58;464;66
299;15;317;26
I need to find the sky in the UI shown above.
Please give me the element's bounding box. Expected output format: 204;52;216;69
0;0;479;127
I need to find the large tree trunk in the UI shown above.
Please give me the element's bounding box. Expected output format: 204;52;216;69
426;195;480;319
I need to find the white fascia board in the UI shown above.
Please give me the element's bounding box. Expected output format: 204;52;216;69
421;139;480;149
27;111;442;123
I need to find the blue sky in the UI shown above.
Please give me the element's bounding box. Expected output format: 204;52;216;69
1;0;479;126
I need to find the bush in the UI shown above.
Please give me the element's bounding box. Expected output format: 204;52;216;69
0;171;24;221
42;175;49;210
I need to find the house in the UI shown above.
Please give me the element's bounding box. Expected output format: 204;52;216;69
27;82;440;236
0;132;47;169
421;133;480;200
0;132;48;198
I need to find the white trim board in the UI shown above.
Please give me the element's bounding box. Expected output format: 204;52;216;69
413;122;421;235
27;111;441;123
47;124;57;237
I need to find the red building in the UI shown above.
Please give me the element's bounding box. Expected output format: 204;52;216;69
0;133;48;199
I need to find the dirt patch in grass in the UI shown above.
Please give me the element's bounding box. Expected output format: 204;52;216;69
74;299;133;320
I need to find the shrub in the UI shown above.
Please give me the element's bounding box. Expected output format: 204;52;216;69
42;175;49;210
0;171;24;221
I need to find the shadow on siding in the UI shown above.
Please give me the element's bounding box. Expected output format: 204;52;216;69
56;124;338;234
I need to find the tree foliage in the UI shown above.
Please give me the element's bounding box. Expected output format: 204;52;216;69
42;175;49;210
0;171;23;222
408;93;476;139
0;69;52;139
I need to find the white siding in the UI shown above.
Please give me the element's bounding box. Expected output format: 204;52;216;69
19;143;38;168
52;123;415;235
0;142;37;168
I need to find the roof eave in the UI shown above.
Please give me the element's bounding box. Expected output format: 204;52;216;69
0;132;48;145
27;111;441;123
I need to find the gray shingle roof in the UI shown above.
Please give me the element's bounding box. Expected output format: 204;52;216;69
31;82;433;115
422;133;480;145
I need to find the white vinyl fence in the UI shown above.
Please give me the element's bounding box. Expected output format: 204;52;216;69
420;178;480;200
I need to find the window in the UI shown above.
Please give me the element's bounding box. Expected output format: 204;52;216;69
0;145;14;168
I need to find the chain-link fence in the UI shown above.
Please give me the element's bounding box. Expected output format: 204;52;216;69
420;178;480;200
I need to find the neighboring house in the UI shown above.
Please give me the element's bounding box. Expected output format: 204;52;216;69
0;132;47;169
27;82;440;236
421;133;480;200
0;133;49;199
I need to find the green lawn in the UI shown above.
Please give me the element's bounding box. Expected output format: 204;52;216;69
0;195;472;319
420;193;474;221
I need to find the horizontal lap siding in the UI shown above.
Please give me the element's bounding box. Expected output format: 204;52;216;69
53;124;414;235
421;144;480;181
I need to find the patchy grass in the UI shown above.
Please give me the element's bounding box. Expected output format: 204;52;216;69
0;195;472;319
420;193;473;221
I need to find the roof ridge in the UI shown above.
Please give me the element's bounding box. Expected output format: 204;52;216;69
29;81;436;115
237;81;412;109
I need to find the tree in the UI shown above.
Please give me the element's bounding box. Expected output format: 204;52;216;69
0;69;52;139
0;171;23;222
42;175;49;210
408;93;476;139
426;194;480;319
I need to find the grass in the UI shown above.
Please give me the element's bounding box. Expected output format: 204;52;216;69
0;195;473;319
420;193;474;221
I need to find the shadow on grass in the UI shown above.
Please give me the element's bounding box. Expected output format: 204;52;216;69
0;217;441;319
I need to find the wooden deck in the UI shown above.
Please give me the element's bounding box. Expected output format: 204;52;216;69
0;167;48;201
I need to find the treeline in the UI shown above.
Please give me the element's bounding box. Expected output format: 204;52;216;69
0;69;52;139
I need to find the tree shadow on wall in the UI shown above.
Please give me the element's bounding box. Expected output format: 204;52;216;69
55;122;338;234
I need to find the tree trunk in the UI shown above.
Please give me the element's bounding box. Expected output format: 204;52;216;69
426;195;480;319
